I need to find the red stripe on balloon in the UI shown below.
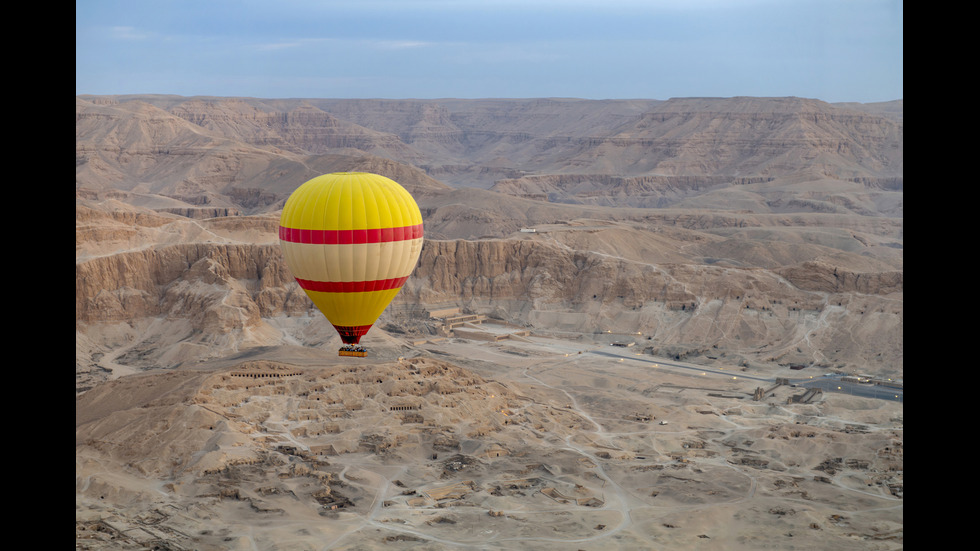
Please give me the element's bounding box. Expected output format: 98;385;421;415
294;275;409;293
279;224;423;245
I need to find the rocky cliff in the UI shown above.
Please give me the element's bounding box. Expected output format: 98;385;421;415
76;94;902;386
76;204;902;384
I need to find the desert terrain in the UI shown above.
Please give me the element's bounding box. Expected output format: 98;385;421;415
76;95;902;550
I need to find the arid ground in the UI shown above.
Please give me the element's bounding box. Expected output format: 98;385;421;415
76;95;902;550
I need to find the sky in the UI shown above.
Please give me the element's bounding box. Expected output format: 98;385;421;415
75;0;903;103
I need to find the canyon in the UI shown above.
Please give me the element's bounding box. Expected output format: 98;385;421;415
76;95;902;550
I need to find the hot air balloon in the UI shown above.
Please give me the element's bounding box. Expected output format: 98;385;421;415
279;172;424;357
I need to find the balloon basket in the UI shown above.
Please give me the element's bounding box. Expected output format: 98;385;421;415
339;349;367;358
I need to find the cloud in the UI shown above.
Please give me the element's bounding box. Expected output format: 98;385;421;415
247;37;433;55
374;40;432;50
253;41;305;52
108;26;154;41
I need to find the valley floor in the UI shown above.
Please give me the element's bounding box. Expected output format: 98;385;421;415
76;331;902;551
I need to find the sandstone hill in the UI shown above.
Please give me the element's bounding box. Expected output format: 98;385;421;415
77;351;903;550
76;94;902;388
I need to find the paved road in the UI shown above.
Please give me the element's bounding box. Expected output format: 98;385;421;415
590;348;903;403
794;376;903;402
592;349;771;382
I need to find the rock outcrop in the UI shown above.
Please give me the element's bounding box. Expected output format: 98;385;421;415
76;94;902;379
78;95;902;193
76;206;903;378
75;241;302;325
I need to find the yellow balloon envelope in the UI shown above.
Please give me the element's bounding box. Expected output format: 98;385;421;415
279;172;424;351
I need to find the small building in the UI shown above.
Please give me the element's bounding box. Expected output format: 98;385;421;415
485;444;508;458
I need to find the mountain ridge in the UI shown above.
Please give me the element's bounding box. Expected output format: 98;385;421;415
76;94;902;385
78;95;901;193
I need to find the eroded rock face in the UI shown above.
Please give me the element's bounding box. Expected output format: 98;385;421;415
412;238;698;307
75;94;902;379
75;208;902;379
75;242;300;325
776;260;903;295
77;227;833;327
